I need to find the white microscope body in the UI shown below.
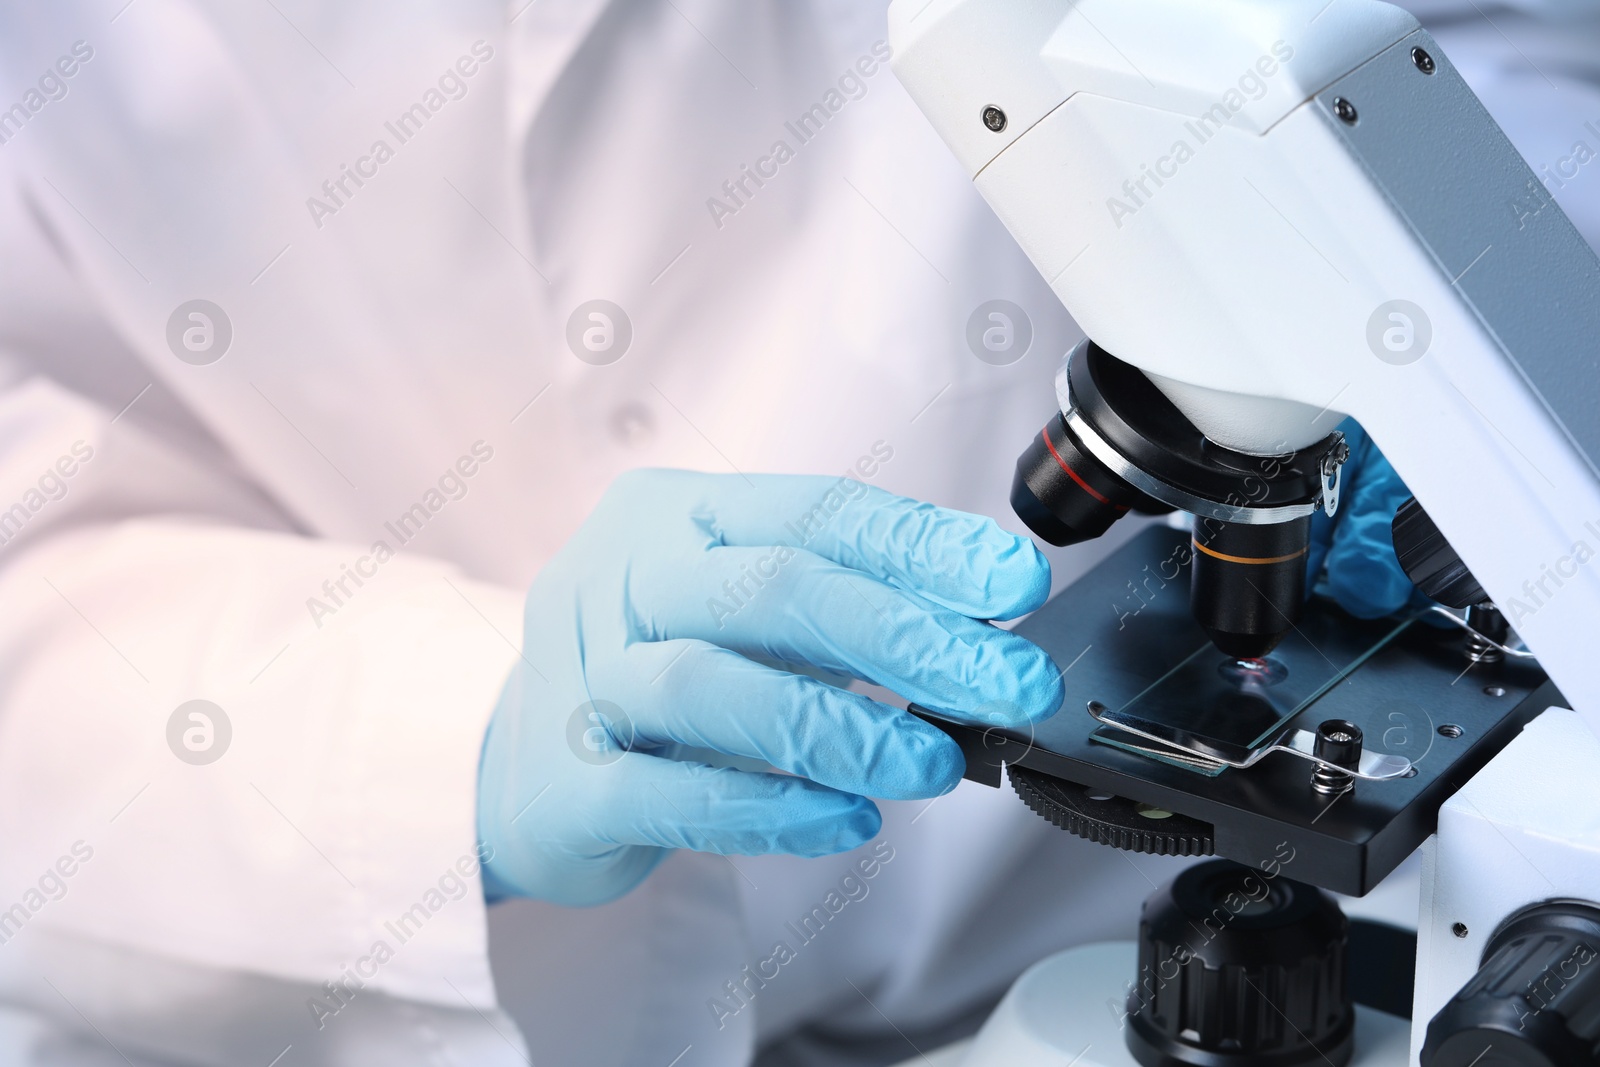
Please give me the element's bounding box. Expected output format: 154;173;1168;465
889;0;1600;722
887;2;1600;1065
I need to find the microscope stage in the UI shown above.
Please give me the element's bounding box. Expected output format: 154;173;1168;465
912;526;1554;895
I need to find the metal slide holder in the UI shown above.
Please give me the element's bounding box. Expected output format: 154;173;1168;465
1086;700;1412;781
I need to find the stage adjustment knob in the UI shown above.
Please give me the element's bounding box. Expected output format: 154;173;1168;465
1422;901;1600;1067
1127;859;1354;1067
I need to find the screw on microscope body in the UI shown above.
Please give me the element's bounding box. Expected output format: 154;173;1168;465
1312;719;1363;796
982;105;1008;132
1464;602;1507;664
1333;97;1359;125
1412;47;1436;74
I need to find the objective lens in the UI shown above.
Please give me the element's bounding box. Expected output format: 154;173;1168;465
1190;516;1310;659
1011;413;1150;546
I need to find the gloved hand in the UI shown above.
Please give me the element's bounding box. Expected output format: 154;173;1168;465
477;469;1062;906
1307;418;1423;617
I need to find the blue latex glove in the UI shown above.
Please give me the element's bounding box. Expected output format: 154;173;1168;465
1306;419;1422;617
477;470;1062;906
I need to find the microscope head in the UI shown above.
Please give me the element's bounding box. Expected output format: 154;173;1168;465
1014;340;1347;658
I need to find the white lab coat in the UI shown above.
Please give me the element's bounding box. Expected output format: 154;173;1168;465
0;3;1592;1066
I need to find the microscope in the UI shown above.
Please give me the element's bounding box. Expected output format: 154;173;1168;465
888;1;1600;1065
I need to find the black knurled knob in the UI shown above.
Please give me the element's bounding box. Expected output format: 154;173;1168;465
1422;901;1600;1067
1127;860;1354;1067
1392;497;1486;609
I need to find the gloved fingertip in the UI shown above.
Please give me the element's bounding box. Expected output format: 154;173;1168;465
923;734;966;797
984;536;1052;620
953;639;1063;729
794;797;880;856
775;791;883;857
843;797;883;843
1009;645;1065;723
862;723;965;800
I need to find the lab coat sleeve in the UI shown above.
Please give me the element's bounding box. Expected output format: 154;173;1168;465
0;374;523;1015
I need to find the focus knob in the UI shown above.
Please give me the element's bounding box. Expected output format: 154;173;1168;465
1422;901;1600;1067
1127;860;1354;1067
1392;497;1486;608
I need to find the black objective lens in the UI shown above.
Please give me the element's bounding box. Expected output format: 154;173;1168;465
1010;341;1338;660
1191;516;1311;659
1011;413;1152;546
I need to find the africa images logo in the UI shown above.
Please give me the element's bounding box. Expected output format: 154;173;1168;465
166;700;231;765
166;300;233;365
966;300;1033;366
566;701;636;766
1366;300;1432;366
566;300;633;366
